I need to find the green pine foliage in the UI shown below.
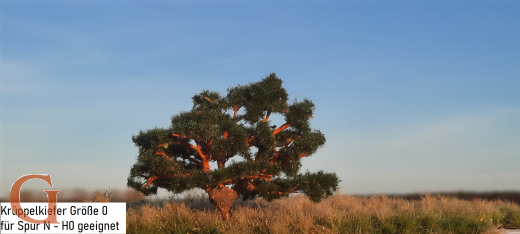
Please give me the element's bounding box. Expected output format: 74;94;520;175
127;73;339;203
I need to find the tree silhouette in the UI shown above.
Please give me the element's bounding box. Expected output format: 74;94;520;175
127;73;339;219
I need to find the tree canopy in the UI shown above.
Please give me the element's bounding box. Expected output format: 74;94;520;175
127;73;339;219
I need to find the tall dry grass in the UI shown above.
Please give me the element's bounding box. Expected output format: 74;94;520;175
3;190;518;233
126;193;520;234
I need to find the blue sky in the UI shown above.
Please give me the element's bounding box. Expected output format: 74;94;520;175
1;0;518;198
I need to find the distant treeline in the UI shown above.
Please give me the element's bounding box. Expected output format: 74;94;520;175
0;188;144;202
383;191;520;204
2;190;519;204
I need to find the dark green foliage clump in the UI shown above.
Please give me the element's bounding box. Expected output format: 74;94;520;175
127;73;339;210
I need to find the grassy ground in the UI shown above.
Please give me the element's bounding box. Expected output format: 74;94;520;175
126;193;520;234
2;190;518;233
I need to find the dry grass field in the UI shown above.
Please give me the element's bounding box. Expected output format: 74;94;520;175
2;190;519;233
126;193;520;234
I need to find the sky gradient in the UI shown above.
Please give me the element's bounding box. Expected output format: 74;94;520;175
1;0;519;198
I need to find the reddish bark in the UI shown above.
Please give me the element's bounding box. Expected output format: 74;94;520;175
207;187;238;220
233;105;239;117
172;133;188;138
270;150;279;165
263;111;271;122
154;149;172;161
272;123;290;135
202;160;210;172
143;176;160;188
246;136;256;145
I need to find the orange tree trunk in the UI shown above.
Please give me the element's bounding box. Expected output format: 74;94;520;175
207;187;238;220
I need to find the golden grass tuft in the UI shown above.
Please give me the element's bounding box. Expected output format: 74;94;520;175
83;191;111;202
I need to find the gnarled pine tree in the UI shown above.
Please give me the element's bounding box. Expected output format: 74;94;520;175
128;73;339;219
